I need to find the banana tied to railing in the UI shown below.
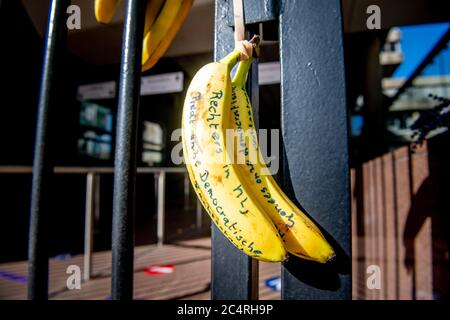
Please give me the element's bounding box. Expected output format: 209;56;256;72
94;0;193;72
182;33;336;263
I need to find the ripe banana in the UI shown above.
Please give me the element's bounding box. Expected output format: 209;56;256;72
229;58;336;263
143;0;165;37
141;0;183;67
95;0;163;30
95;0;192;72
95;0;121;24
142;0;193;71
182;49;287;262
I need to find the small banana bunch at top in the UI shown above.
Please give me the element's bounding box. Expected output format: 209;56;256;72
182;36;336;263
94;0;193;71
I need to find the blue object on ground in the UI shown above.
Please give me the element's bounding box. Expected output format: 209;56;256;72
51;253;73;260
265;276;281;292
0;271;27;284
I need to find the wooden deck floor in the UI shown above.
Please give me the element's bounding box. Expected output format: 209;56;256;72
0;238;280;300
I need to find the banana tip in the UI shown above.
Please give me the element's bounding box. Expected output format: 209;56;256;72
326;253;337;265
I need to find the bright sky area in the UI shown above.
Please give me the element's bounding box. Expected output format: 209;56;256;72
393;22;450;79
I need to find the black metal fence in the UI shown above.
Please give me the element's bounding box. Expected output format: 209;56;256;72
27;0;351;300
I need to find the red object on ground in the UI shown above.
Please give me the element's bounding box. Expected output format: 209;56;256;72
144;265;175;275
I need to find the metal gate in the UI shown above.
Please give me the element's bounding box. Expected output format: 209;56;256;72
27;0;351;300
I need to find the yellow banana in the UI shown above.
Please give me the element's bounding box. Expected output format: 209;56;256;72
142;0;193;71
230;58;336;264
141;0;182;67
182;49;287;262
95;0;191;72
143;0;165;36
95;0;163;30
95;0;121;24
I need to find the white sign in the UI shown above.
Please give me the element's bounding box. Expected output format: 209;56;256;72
143;121;163;145
258;62;280;85
77;81;116;100
141;72;184;96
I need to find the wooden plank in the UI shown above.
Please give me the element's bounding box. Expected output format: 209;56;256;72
352;165;366;300
0;238;282;300
351;168;358;299
0;243;211;299
53;260;211;300
382;152;398;300
393;147;414;299
362;161;372;299
409;145;433;299
374;157;384;299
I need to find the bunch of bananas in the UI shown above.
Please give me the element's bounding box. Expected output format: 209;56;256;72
94;0;193;71
182;37;336;263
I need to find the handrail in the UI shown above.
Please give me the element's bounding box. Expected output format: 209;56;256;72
0;166;186;174
0;164;191;282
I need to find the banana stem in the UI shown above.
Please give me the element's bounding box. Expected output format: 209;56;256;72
219;50;241;70
232;57;253;87
231;35;260;86
219;35;260;70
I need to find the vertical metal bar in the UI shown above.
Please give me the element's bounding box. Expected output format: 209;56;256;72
196;199;202;230
156;171;166;246
279;0;351;299
247;50;260;300
362;36;385;160
83;172;95;281
28;0;69;300
94;173;101;225
247;31;259;133
211;0;258;300
111;0;146;300
226;0;278;26
184;172;190;211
